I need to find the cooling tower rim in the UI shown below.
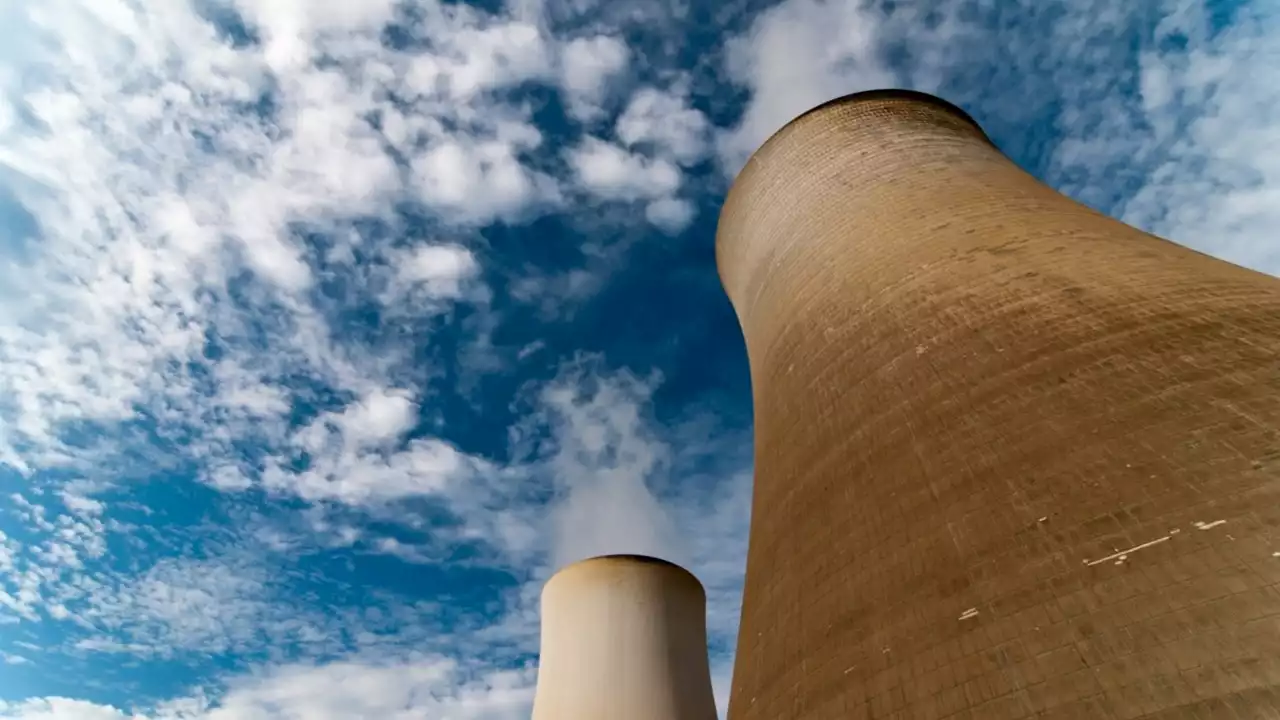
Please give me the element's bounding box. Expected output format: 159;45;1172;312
546;554;704;591
765;88;992;150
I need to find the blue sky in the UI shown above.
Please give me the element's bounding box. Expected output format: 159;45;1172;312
0;0;1276;717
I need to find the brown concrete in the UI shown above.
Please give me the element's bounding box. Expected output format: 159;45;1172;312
717;90;1280;720
532;554;718;720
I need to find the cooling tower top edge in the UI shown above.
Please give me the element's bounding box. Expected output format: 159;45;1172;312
564;553;685;570
549;553;703;587
777;88;991;145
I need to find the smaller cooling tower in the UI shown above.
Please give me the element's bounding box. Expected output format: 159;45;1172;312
531;554;718;720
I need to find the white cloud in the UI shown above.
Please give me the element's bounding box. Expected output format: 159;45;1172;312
268;437;475;506
76;557;271;656
0;0;569;480
558;35;631;120
257;386;483;506
0;98;12;136
14;528;507;662
0;531;16;575
59;492;104;517
0;698;134;720
202;659;535;720
644;197;697;235
1;651;30;665
411;134;559;224
567;137;682;202
567;91;706;231
1118;4;1280;275
558;82;709;234
0;659;535;720
303;387;418;452
373;239;488;317
0;494;108;623
717;0;894;171
616;86;710;166
391;244;481;301
232;0;402;72
403;20;552;100
390;15;562;222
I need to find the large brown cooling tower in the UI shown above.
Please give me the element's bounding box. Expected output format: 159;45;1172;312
718;89;1280;719
531;554;718;720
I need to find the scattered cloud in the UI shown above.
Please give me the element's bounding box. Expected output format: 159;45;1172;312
567;137;682;202
0;658;536;720
385;244;482;304
409;126;560;225
643;197;697;235
79;557;271;657
0;0;571;477
558;35;631;121
616;85;710;167
565;135;696;233
1117;2;1280;274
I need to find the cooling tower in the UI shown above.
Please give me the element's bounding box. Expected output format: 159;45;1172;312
718;90;1280;719
531;554;718;720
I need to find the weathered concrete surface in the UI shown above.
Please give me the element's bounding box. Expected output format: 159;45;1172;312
532;554;718;720
718;89;1280;719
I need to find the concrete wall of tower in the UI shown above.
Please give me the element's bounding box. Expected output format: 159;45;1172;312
717;90;1280;719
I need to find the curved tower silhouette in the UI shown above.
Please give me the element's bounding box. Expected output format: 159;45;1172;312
532;554;718;720
718;90;1280;719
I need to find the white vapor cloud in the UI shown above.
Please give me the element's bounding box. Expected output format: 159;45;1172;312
535;366;682;569
717;0;893;171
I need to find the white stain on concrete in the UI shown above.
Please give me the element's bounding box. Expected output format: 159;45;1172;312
1194;520;1227;531
1085;535;1171;566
